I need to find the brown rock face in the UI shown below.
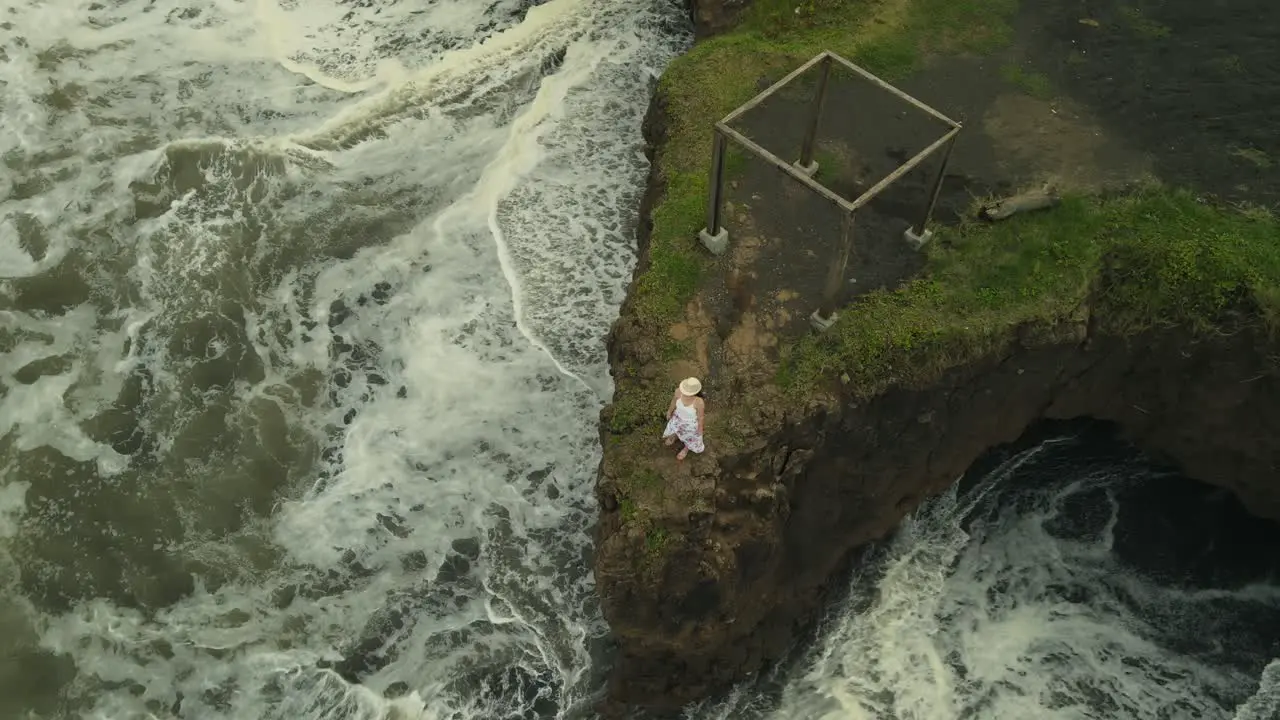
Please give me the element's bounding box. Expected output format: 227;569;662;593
595;320;1280;712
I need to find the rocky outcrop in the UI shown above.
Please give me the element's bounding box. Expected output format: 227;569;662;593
596;311;1280;712
593;1;1280;712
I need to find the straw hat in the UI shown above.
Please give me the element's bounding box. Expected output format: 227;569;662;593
679;377;702;396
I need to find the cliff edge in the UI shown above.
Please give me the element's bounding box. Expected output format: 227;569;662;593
596;0;1280;712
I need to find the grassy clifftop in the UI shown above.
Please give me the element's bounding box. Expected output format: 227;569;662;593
602;0;1280;529
635;0;1020;329
780;189;1280;396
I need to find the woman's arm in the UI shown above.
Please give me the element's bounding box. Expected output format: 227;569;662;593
695;398;705;434
666;391;678;420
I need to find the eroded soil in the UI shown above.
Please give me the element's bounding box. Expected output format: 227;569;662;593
1025;0;1280;207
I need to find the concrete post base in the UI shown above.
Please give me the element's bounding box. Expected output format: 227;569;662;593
794;159;819;177
904;226;934;250
809;309;838;332
698;227;729;255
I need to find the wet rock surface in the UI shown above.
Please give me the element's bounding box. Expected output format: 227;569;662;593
597;316;1280;712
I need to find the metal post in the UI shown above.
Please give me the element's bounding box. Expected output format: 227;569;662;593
812;211;854;330
699;129;729;255
905;134;957;248
796;56;832;177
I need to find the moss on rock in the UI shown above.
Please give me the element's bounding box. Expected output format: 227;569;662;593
779;188;1280;395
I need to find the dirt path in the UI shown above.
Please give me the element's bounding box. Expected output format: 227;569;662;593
1024;0;1280;207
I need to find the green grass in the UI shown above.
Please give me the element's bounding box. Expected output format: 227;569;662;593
1232;147;1272;169
602;0;1280;560
645;526;671;556
619;497;638;524
633;0;1022;329
1000;63;1053;99
810;142;851;184
611;463;677;567
1117;5;1172;39
660;338;693;361
607;381;668;434
777;188;1280;395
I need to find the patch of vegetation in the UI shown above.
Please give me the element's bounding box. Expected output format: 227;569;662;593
610;460;680;569
1232;147;1272;169
810;141;852;185
619;497;638;524
607;381;668;434
660;338;693;361
645;526;671;556
1211;54;1244;75
633;0;1022;329
1117;5;1172;39
777;188;1280;395
613;458;669;519
1000;63;1053;99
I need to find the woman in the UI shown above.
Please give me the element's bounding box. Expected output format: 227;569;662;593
662;377;706;461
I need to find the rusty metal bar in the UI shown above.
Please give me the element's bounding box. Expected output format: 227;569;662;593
826;52;960;129
911;132;958;237
702;128;728;236
720;51;832;126
848;125;961;210
817;211;855;321
716;122;854;211
797;55;832;171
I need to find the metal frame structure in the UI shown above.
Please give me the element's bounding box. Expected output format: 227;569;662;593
697;51;961;329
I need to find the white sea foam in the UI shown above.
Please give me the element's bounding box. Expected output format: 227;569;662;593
689;438;1280;720
9;0;1277;717
2;0;686;717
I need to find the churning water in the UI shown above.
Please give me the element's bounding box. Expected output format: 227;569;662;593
6;2;1280;720
693;427;1280;720
2;0;687;716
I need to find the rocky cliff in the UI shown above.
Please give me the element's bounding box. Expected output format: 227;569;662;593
593;0;1280;713
598;310;1280;710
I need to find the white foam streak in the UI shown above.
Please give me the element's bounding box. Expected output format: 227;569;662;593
2;0;686;716
0;480;30;539
716;439;1280;720
287;0;586;149
0;307;130;476
1235;659;1280;720
478;44;603;395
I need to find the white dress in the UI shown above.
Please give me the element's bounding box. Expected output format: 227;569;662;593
662;398;705;453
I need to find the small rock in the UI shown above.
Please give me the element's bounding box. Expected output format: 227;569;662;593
386;681;410;699
400;550;429;572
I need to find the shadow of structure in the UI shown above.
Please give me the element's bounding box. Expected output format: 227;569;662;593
700;52;962;346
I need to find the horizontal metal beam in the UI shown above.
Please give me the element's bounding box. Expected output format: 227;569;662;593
720;51;833;126
826;52;961;129
716;122;854;211
848;125;961;210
